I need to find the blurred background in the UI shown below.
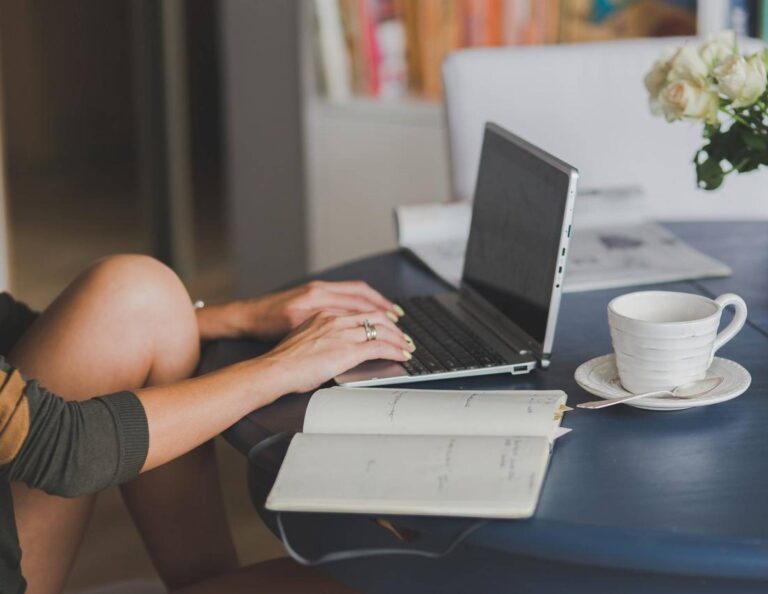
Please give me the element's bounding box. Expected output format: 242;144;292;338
0;0;227;310
0;0;760;591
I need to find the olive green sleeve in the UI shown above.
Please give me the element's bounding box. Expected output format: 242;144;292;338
0;360;149;497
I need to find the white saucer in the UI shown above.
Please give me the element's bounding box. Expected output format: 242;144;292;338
574;354;751;411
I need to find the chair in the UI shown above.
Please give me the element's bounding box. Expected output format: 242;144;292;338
442;37;767;219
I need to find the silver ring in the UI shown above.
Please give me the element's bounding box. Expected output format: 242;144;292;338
363;319;377;341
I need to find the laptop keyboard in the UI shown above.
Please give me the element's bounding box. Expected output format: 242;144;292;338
397;296;512;376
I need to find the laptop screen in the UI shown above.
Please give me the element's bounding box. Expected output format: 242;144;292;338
461;124;573;350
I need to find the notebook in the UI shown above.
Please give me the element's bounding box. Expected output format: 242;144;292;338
266;387;570;519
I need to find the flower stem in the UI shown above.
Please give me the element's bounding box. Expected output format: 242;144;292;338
725;109;752;129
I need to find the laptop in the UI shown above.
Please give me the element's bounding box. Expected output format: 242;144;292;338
336;123;579;387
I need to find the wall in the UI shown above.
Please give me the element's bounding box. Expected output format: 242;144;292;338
304;100;451;272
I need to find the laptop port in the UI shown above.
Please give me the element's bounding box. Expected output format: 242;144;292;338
512;365;529;374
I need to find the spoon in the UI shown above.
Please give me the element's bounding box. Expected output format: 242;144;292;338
577;376;724;410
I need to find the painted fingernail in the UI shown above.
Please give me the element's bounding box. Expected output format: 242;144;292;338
393;304;405;317
402;350;413;360
386;311;399;323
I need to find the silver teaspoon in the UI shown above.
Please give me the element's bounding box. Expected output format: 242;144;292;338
577;376;724;410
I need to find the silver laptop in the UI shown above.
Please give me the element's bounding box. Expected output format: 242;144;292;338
336;123;579;387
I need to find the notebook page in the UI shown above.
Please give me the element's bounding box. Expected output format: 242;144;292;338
266;433;551;518
304;387;567;440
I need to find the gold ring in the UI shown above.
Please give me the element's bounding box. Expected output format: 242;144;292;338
363;319;377;341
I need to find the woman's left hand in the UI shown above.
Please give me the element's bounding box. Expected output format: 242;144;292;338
196;280;403;341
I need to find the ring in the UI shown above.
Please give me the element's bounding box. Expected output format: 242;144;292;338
363;319;377;342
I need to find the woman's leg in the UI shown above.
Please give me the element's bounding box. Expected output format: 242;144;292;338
9;255;237;594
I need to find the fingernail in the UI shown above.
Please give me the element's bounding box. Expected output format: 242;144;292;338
393;304;405;317
403;333;414;345
402;350;412;360
386;311;399;323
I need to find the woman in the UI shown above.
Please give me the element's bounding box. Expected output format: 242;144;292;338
0;254;415;594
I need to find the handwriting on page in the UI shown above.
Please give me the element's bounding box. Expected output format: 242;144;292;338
431;436;534;495
386;391;406;422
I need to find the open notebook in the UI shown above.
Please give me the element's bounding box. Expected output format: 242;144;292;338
266;387;570;519
395;187;730;292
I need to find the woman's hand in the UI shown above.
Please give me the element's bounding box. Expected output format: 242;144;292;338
196;281;403;342
263;310;415;394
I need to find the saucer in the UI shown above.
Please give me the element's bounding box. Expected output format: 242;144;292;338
574;354;751;411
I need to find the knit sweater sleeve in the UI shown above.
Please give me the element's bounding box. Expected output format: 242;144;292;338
0;358;148;497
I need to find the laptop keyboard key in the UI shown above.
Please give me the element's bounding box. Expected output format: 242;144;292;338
397;296;512;376
403;360;429;375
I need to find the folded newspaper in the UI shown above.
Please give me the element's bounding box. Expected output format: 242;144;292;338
394;187;730;293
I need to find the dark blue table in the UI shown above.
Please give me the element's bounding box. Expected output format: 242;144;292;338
200;222;768;593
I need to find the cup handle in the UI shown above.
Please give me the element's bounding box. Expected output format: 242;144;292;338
711;293;748;362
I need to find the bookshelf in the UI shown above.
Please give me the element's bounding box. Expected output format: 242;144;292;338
313;1;766;106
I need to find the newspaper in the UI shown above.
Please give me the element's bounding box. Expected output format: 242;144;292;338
394;187;731;293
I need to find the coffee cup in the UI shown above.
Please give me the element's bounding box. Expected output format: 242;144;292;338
607;291;747;394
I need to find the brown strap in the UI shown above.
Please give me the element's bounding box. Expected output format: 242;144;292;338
0;369;22;426
0;369;31;465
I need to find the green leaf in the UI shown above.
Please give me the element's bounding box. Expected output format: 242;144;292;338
694;150;726;190
741;131;768;151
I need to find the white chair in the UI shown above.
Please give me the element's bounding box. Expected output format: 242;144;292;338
442;37;768;219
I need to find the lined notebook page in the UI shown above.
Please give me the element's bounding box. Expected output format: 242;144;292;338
266;433;551;518
303;388;567;440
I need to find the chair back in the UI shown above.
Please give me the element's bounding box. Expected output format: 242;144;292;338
442;37;768;219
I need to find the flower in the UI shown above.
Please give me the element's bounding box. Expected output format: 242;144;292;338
644;53;673;99
644;47;678;114
714;53;767;108
659;79;719;123
668;44;709;85
645;36;768;191
699;31;737;68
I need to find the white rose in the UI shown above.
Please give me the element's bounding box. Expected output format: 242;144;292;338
668;44;709;84
699;31;737;68
644;56;672;100
714;53;767;108
644;47;678;115
659;79;719;123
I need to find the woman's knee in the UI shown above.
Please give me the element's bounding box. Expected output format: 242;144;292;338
81;254;190;316
13;254;200;391
80;255;200;368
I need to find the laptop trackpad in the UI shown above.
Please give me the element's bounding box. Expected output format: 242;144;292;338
335;360;406;385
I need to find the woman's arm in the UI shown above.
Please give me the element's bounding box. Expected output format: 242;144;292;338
139;310;412;471
195;281;403;342
2;309;413;492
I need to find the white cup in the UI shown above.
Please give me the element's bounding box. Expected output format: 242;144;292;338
607;291;747;394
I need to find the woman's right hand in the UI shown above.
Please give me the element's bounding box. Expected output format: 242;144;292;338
262;311;415;395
